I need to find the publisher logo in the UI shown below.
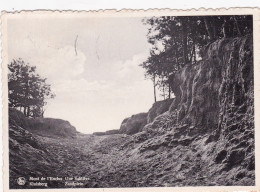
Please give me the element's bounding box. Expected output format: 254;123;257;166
17;177;26;185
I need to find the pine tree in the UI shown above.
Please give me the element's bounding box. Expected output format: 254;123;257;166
8;58;55;117
141;15;253;101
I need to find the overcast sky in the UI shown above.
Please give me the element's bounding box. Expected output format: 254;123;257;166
7;15;156;134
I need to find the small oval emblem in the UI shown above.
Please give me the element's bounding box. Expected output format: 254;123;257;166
17;177;26;185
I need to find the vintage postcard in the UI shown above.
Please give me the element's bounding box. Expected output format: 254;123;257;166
1;8;260;192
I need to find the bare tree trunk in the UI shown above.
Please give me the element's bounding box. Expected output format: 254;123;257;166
193;43;196;64
161;76;166;100
173;35;180;70
189;44;194;64
153;75;157;103
27;106;30;117
41;108;45;118
163;83;165;100
212;25;217;39
233;17;241;36
204;17;214;41
182;22;188;65
175;46;179;69
23;107;26;116
24;79;29;117
189;49;192;64
168;82;171;99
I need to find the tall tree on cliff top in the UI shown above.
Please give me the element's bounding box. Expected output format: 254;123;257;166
8;58;55;117
141;15;253;101
141;53;159;102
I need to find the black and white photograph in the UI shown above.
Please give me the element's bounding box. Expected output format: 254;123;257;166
1;9;259;190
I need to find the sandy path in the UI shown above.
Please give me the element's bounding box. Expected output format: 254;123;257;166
36;133;135;187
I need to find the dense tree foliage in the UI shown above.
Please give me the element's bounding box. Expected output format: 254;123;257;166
140;15;253;102
8;59;55;117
